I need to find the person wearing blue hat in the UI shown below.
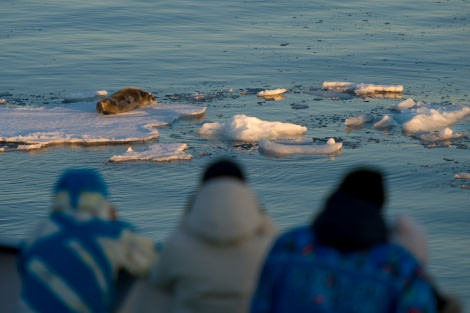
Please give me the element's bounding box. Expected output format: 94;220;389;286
17;168;158;313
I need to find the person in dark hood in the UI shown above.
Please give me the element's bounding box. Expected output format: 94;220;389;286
251;167;441;313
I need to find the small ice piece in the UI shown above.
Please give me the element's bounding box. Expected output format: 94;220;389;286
258;138;342;156
322;81;403;95
353;83;403;95
391;98;416;111
0;99;6;105
257;88;289;97
109;143;192;162
454;172;470;180
344;113;374;126
415;127;466;142
126;147;134;152
374;115;394;129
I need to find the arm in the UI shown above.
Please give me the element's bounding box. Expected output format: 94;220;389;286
118;230;159;277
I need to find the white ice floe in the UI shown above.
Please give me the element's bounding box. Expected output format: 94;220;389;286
259;138;342;156
0;101;206;151
414;127;466;142
397;104;470;134
108;143;192;162
344;114;374;126
197;114;307;141
374;115;394;130
390;98;423;111
63;90;108;103
257;88;289;97
0;99;6;105
322;81;404;95
454;172;470;180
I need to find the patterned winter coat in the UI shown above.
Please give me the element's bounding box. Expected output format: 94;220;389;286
251;191;438;313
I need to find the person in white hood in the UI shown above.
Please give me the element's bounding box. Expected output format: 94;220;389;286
149;158;278;313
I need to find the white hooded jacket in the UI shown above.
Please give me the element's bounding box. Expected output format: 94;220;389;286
149;178;278;313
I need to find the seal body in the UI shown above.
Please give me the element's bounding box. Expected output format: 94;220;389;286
96;87;157;114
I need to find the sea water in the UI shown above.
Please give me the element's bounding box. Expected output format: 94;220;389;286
1;0;469;305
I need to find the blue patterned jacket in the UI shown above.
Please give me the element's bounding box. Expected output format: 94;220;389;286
251;226;437;313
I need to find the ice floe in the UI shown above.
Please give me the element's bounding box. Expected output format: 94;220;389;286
0;100;206;151
390;98;423;111
196;114;307;141
396;104;470;134
345;114;374;126
108;143;192;162
322;81;404;95
373;115;395;130
257;88;289;97
454;173;470;180
259;138;342;156
413;127;466;143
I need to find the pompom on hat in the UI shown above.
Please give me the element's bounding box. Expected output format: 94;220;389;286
52;168;112;219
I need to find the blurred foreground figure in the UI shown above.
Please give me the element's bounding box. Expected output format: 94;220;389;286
150;157;278;313
392;215;463;313
18;169;158;313
251;167;439;313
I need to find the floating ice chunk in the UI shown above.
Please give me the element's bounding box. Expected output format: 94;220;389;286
257;88;289;97
391;98;416;111
259;138;342;156
354;83;403;95
415;127;466;142
322;81;403;95
454;172;470;180
0;99;6;105
400;104;470;134
108;143;192;162
63;90;108;103
374;115;394;129
0;102;206;151
345;113;374;126
197;114;307;142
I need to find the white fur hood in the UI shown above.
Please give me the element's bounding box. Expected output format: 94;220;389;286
183;178;264;244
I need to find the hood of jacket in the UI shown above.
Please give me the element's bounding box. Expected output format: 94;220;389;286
312;190;388;251
183;177;264;245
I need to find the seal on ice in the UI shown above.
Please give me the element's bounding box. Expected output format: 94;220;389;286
96;87;157;114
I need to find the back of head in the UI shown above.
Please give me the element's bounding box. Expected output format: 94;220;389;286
338;168;386;209
313;167;388;251
201;158;245;183
52;168;112;219
187;178;262;244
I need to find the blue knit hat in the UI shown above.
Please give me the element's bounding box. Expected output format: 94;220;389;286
53;168;111;218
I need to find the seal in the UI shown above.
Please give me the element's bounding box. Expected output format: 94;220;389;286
96;87;157;114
